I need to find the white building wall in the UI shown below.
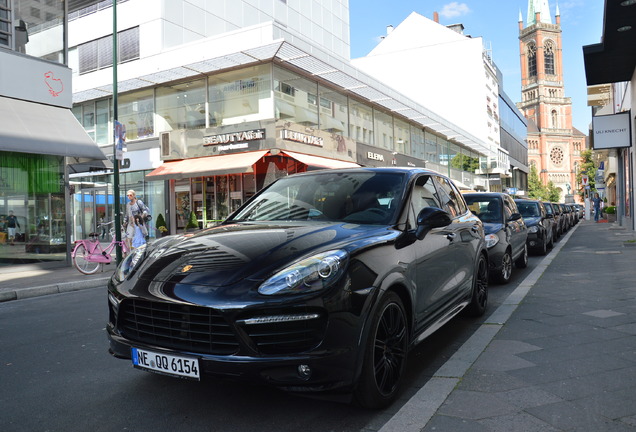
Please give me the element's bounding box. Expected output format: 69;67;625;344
351;12;495;147
69;0;350;67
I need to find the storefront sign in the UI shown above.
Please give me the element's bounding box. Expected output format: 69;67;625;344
592;111;632;149
280;130;324;147
203;129;265;146
367;152;385;162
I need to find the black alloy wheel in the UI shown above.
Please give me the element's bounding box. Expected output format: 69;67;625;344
355;291;408;409
464;252;488;317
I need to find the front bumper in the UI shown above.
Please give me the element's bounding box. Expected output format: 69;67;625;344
107;326;357;392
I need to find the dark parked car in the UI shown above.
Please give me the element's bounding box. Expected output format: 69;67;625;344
514;198;553;255
551;203;568;234
107;168;489;409
542;201;561;241
463;192;528;284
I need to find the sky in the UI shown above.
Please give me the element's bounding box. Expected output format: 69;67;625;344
348;0;605;134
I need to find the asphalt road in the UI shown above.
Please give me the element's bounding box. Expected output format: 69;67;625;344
0;253;542;432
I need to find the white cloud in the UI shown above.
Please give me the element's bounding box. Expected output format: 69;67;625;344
439;2;471;19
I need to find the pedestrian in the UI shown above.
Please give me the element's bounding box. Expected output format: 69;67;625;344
131;214;148;249
124;190;150;249
592;192;602;222
6;210;20;246
99;213;107;239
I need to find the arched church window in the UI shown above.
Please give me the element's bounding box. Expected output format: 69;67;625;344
545;40;555;75
527;43;537;77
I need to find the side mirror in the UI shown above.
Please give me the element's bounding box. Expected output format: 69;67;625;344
415;207;452;240
508;212;522;222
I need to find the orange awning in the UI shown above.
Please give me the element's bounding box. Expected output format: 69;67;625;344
146;150;268;181
282;150;359;169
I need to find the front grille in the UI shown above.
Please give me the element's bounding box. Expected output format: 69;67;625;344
238;312;327;355
118;299;239;355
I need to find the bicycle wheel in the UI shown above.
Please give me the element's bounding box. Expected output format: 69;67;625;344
72;243;101;275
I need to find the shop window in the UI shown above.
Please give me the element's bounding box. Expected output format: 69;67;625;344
349;98;373;145
318;84;347;135
209;64;272;127
119;88;154;140
156;79;206;132
273;66;318;127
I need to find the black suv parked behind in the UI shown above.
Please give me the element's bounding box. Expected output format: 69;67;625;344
463;192;528;284
514;198;554;255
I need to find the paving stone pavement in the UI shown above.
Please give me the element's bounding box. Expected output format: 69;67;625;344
418;220;636;432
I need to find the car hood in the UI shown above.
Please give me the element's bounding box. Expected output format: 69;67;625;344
523;217;541;227
134;222;395;287
482;222;504;235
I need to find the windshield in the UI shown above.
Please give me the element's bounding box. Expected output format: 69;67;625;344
464;196;502;223
517;202;540;217
230;171;407;225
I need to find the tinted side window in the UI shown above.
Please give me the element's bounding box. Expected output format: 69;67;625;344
503;195;515;220
433;177;466;218
408;175;442;229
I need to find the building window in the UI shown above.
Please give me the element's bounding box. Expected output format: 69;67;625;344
77;27;139;74
550;146;564;165
0;1;10;47
551;109;558;128
156;79;206;132
544;40;555;75
211;64;273;127
527;43;537;78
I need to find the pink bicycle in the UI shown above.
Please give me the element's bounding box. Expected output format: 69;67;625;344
71;221;129;275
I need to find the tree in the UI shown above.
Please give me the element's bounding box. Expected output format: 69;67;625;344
527;165;547;200
577;149;596;197
546;181;561;202
450;154;479;173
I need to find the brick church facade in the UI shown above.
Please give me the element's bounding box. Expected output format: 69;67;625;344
517;0;587;203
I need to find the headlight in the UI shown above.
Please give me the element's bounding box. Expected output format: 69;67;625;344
113;246;146;283
528;226;539;233
258;250;348;295
485;233;499;249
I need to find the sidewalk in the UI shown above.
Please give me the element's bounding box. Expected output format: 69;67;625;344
380;219;636;432
0;260;114;302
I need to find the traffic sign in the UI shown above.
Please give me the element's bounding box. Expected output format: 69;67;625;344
581;174;589;186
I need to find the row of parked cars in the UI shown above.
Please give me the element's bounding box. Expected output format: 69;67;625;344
463;192;581;284
105;167;582;410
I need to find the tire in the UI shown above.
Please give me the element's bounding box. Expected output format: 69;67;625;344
538;237;548;255
547;232;554;249
464;252;488;317
494;250;513;284
515;244;529;268
72;243;101;275
354;291;408;409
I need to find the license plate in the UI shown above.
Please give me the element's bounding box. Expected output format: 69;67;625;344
132;348;200;380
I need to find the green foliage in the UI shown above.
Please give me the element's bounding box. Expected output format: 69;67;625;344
527;165;545;200
155;213;167;232
450;154;479;173
186;211;199;230
546;181;561;202
604;206;616;215
577;149;596;196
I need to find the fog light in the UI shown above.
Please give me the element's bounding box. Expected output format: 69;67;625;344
297;364;312;379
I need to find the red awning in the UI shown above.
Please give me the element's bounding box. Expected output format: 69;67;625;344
146;150;268;181
282;150;359;169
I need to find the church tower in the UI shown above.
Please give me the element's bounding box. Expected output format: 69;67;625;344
517;0;586;202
